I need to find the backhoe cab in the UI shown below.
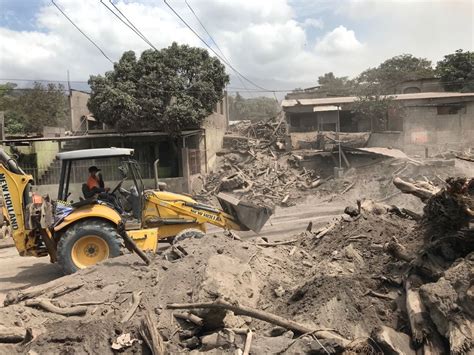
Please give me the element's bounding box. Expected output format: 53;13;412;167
0;148;272;274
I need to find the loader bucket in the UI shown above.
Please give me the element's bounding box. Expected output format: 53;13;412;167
217;193;272;233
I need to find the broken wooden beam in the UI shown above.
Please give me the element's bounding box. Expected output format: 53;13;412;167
167;299;351;347
121;290;143;323
139;312;165;355
25;298;88;316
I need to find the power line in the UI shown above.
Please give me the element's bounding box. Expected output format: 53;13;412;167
100;0;157;50
51;0;114;64
184;0;253;97
163;0;270;92
108;0;157;50
0;78;88;83
185;0;226;61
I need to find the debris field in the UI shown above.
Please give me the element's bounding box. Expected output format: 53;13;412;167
0;174;472;354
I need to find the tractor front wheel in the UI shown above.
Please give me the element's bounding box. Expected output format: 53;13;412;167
57;220;122;274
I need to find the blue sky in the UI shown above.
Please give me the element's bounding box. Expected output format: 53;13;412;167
0;0;472;94
0;0;46;31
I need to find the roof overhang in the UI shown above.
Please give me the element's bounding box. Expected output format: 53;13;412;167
0;129;203;144
282;92;474;109
313;105;340;112
57;148;134;161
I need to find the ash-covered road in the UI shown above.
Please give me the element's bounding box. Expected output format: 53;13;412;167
0;197;343;305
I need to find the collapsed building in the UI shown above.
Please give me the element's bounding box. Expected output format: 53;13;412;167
282;92;474;156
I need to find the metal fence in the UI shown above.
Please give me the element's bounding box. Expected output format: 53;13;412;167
21;159;156;186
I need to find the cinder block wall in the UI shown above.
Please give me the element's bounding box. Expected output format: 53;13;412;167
402;102;474;155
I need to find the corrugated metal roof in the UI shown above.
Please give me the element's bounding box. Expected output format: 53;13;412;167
282;92;474;108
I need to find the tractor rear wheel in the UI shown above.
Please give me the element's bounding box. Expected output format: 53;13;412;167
173;228;205;244
57;219;122;275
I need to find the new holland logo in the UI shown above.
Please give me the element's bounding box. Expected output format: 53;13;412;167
0;173;19;230
191;208;221;222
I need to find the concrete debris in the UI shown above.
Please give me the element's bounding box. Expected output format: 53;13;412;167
199;118;328;207
198;118;473;210
0;170;472;354
111;333;138;350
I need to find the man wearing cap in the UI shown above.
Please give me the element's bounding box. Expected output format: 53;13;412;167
87;166;109;194
86;166;124;213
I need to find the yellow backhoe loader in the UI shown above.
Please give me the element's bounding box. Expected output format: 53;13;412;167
0;148;271;274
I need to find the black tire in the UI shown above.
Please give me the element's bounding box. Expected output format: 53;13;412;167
173;228;205;244
57;219;122;275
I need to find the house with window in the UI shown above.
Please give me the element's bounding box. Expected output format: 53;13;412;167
282;92;474;155
1;90;229;196
395;77;444;94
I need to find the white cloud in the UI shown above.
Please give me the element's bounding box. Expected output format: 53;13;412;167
0;0;471;94
301;18;324;29
315;26;363;54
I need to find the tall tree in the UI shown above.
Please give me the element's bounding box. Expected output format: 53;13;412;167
436;49;474;92
0;82;68;134
229;93;279;121
317;72;356;96
357;54;435;94
352;94;403;132
88;43;229;134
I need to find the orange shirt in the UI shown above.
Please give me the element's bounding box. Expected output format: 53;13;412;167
87;175;100;190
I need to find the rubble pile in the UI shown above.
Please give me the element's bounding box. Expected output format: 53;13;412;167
200;119;328;207
200;118;473;209
228;118;286;141
0;176;472;354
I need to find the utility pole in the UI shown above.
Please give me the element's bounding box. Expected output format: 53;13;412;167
67;70;73;134
0;111;4;142
337;106;342;169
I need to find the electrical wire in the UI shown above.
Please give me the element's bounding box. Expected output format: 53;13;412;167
163;0;270;92
51;0;114;64
2;78;472;93
184;0;253;97
104;0;158;50
100;0;154;49
0;87;292;94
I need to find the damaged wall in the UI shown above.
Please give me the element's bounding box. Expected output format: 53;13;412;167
283;95;474;155
401;100;474;155
201;93;228;173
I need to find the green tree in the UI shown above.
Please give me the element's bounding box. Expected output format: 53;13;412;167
317;72;356;96
352;94;403;132
0;82;68;134
436;49;474;92
229;93;279;121
88;43;229;134
357;54;435;94
0;83;24;134
15;83;68;133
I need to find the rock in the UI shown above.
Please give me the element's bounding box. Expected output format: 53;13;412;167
274;286;285;298
344;206;359;217
420;254;474;354
284;335;345;354
194;254;260;328
200;331;234;351
341;214;353;222
264;327;287;337
372;326;416;355
250;334;294;354
344;244;364;267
